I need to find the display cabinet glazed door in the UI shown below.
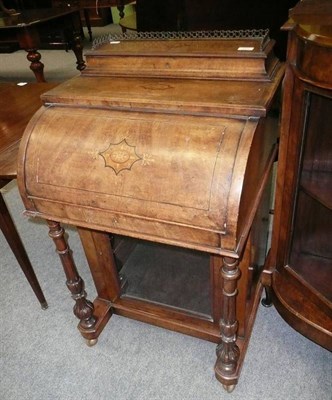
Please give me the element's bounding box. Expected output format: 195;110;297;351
289;90;332;304
267;0;332;351
271;75;332;350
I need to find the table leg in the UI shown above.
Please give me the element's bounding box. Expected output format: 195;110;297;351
67;12;86;71
117;0;125;18
83;8;92;42
71;33;86;71
0;189;47;309
17;26;46;82
26;48;45;82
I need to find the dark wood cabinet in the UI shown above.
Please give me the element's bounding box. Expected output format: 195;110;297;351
51;0;132;27
264;0;332;350
136;0;298;59
52;0;112;27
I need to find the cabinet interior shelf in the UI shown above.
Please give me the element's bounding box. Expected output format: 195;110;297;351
290;252;332;305
301;170;332;210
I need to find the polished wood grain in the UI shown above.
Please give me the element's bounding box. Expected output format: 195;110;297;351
0;82;56;309
0;82;56;177
17;34;283;391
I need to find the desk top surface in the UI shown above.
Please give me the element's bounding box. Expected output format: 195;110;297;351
0;82;57;179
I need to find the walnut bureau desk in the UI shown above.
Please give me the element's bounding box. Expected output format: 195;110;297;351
17;31;284;391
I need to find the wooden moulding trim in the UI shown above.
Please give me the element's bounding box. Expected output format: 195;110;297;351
42;97;268;118
22;208;240;258
81;66;275;82
41;67;285;118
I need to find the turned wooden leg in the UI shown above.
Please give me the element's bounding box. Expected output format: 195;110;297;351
26;48;45;82
261;286;273;307
117;1;125;19
83;8;92;42
215;256;241;391
0;190;47;309
47;220;96;334
71;33;86;71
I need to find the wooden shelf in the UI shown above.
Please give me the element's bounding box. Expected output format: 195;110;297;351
290;252;332;305
301;171;332;210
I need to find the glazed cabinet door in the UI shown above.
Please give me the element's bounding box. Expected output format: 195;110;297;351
288;90;332;304
271;70;332;350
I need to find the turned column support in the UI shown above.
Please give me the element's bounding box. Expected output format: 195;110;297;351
117;1;125;19
26;48;45;82
215;256;241;392
47;220;96;332
70;32;86;72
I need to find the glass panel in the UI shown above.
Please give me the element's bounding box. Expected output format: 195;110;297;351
114;236;212;318
289;92;332;302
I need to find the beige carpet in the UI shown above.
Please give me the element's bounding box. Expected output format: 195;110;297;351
0;24;121;83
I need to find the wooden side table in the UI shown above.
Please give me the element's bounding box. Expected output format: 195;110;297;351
52;0;134;41
0;82;57;308
0;8;85;82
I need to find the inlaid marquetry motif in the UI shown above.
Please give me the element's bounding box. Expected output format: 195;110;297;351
99;139;142;175
141;153;155;166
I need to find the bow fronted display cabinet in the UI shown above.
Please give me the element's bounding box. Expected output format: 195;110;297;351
263;0;332;350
